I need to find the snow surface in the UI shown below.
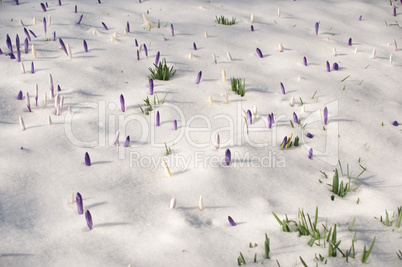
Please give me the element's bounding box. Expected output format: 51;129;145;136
0;0;401;266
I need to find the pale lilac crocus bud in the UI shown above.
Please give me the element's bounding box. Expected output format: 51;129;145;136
196;71;202;84
225;149;231;166
326;61;330;72
247;110;252;125
173;120;177;130
149;79;154;95
85;152;91;166
315;22;319;35
6;35;13;54
85;210;93;230
215;133;220;150
268;114;272;129
171;24;174;36
31;62;34;73
293;112;298;123
76;192;83;214
124;136;130;147
156;111;160;126
120;94;125;112
155;51;160;65
308;148;313;159
323;107;328;125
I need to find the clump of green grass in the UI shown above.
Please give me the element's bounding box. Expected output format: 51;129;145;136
361;237;376;263
264;233;270;259
237;252;246;266
328;161;365;198
140;96;153;115
377;207;402;227
215;15;236;25
230;77;245;96
148;58;176;80
164;143;171;155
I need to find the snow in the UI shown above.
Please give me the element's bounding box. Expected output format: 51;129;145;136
0;0;401;266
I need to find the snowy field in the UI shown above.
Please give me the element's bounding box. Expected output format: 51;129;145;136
0;0;401;266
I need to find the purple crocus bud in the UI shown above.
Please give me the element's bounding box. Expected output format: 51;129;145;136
247;110;252;125
43;17;47;35
196;71;202;84
228;216;236;226
40;3;46;12
59;38;68;55
24;38;29;54
57;85;61;92
155;51;160;65
124;136;130;147
24;28;31;42
282;136;287;149
225;148;231;166
31;62;35;74
76;192;83;214
16;47;21;62
323;107;328;125
135;39;138;47
271;113;274;123
85;210;93;230
35;84;38;106
144;44;148;57
359;15;362;21
392;121;398;126
75;5;77;13
303;56;307;66
15;0;20;4
0;48;2;55
251;25;254;31
332;63;339;70
77;14;83;24
84;152;91;166
6;35;13;54
16;35;20;50
83;40;88;52
58;0;62;6
256;47;263;58
307;133;314;138
98;0;101;3
10;53;16;60
126;22;130;33
156;111;160;126
102;22;109;30
29;30;37;38
393;7;396;17
293;112;298;123
46;2;48;8
171;24;174;36
173;120;177;130
280;82;285;94
53;31;56;41
120;94;125;112
149;79;154;95
315;22;319;35
193;42;197;50
326;61;330;72
137;49;140;60
268;114;272;129
308;148;313;159
17;90;23;100
348;38;352;46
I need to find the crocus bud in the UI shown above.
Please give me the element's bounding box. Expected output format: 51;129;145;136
215;133;220;150
17;90;23;100
224;91;228;104
256;48;263;58
326;61;330;72
43;17;47;35
126;22;130;33
44;92;47;106
303;56;307;66
208;96;213;105
74;5;77;13
113;131;120;146
372;48;376;59
69;191;74;204
393;7;396;17
19;116;25;131
348;38;352;46
390;54;393;65
308;148;313;159
301;105;305;113
212;53;217;64
67;43;72;59
149;79;154;95
268;114;272;129
170;197;176;209
35;84;38;106
155;51;160;65
225;149;231;166
247;110;252;125
228;216;236;226
49;74;54;98
59;38;68;55
156;111;160;126
199;195;204;211
77;14;83;24
24;28;31;42
124;136;130;147
307;133;313;138
85;210;93;230
137;50;140;60
102;22;109;30
31;62;34;73
120;94;125;112
188;53;193;59
278;43;284;52
227;52;232;61
315;22;319;35
85;152;91;166
392;121;398;126
173;120;177;130
24;38;29;54
204;30;208;38
393;39;397;51
162;159;172;178
251;14;254;23
251;25;254;31
29;30;37;38
222;69;226;82
170;24;174;36
48;115;52;125
143;44;148;57
196;71;202;84
359;15;362;21
323;107;328;125
354;47;358;54
32;44;37;59
280;82;285;94
278;8;281;18
332;63;339;70
76;192;83;214
26;92;31;112
193;42;197;50
289;96;295;107
333;47;337;57
293;112;299;123
21;62;25;74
